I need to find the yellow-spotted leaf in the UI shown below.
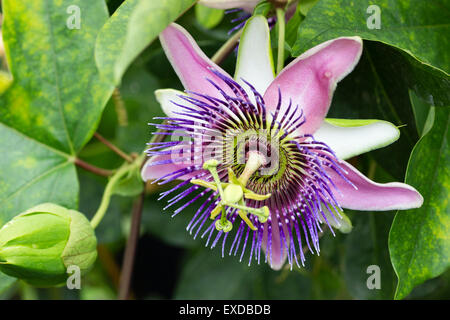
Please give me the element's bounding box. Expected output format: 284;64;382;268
0;0;113;225
389;107;450;299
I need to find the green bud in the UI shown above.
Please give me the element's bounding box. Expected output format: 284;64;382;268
0;203;97;287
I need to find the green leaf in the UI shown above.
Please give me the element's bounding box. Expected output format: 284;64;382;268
298;0;319;16
1;0;113;154
292;0;450;74
0;0;112;224
292;0;450;110
0;130;78;226
95;0;197;85
405;269;450;299
389;107;450;300
195;4;224;29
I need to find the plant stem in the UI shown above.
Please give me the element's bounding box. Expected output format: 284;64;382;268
94;132;134;163
90;162;131;229
211;28;243;65
276;8;286;74
74;158;113;177
118;192;145;300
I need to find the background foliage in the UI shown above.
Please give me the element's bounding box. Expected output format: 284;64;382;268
0;0;448;300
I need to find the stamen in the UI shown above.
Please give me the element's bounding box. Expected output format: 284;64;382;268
191;155;271;232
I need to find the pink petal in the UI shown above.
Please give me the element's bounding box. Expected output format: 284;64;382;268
160;23;234;100
261;217;289;270
141;153;197;182
263;37;363;135
326;160;423;211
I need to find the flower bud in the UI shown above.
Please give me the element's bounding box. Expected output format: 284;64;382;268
0;203;97;287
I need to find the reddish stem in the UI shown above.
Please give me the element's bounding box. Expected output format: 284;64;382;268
74;158;113;177
118;192;145;300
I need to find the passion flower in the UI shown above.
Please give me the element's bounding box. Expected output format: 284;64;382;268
141;16;423;270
